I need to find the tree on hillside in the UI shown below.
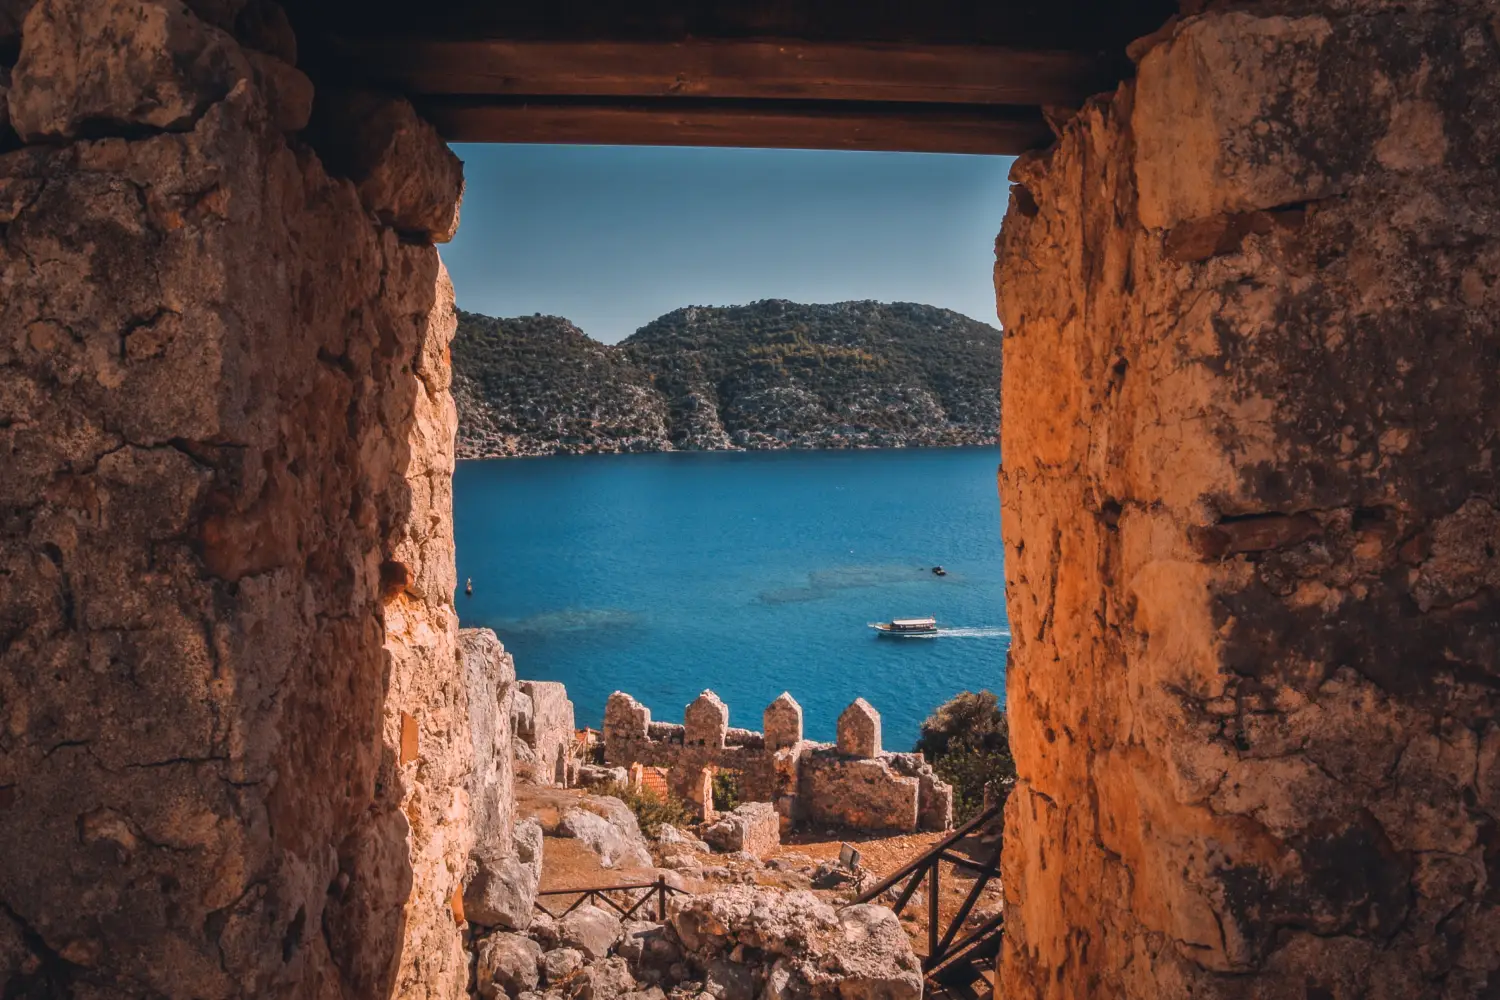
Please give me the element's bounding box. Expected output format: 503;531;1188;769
915;690;1016;822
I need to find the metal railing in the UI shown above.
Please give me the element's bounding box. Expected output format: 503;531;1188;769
853;803;1004;974
534;875;686;922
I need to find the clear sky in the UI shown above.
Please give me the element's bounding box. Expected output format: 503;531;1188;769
442;144;1016;344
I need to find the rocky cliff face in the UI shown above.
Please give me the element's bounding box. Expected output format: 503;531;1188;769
453;300;1000;457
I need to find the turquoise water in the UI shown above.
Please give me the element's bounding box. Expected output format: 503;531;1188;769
453;447;1009;749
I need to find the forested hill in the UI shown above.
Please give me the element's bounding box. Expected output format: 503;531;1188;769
451;300;1001;458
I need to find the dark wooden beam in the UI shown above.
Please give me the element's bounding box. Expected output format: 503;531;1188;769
418;96;1050;154
322;38;1115;108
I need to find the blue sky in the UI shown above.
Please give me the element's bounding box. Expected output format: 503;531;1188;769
443;144;1016;345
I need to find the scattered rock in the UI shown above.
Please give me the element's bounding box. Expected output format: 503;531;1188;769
560;807;653;869
543;947;585;986
661;853;701;872
616;920;680;973
558;904;623;962
567;955;636;1000
668;886;921;1000
467;818;544;930
656;825;711;853
703;959;755;1000
702;803;780;858
529;910;560;949
476;932;543;999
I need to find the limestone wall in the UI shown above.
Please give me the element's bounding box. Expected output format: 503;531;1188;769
0;2;480;997
994;2;1500;997
517;680;575;786
603;691;953;833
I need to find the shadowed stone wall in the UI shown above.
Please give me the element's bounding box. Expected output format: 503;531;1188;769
0;1;481;997
994;2;1500;996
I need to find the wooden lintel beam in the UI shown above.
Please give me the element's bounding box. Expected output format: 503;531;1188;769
418;97;1050;154
327;38;1115;108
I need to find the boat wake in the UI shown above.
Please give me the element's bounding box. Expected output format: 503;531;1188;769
932;626;1012;639
870;625;1011;639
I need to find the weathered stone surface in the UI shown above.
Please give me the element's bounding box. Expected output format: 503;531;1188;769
994;3;1500;997
616;920;680;972
657;823;711;853
685;689;729;747
763;692;803;750
467;817;543;931
243;48;310;132
703;802;781;858
544;946;586;985
0;65;12;140
0;7;474;996
521;679;576;786
606;690;652;742
559;806;653;869
559;904;624;962
668;887;921;1000
803;757;918;833
0;0;36;54
463;627;517;858
9;0;252;141
311;89;464;242
529;909;560;949
835;699;880;757
477;932;544;999
569;955;637;1000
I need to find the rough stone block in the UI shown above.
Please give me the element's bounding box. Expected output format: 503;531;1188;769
9;0;252;141
311;90;464;243
684;690;729;748
558;904;623;962
465;818;543;931
763;692;803;750
836;698;881;757
703;802;781;858
475;932;542;999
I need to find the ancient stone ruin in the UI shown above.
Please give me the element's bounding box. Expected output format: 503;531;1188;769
603;691;954;834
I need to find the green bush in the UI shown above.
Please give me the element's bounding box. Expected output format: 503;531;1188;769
915;690;1016;822
711;770;741;812
601;783;697;837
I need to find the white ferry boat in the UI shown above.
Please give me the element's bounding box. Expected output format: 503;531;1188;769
870;616;938;636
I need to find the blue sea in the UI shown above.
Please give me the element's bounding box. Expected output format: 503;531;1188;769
453;447;1009;749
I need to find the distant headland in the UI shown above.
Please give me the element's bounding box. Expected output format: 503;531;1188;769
451;299;1001;458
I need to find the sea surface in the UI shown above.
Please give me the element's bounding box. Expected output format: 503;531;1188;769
454;447;1009;749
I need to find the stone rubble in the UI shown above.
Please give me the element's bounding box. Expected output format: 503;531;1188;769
702;803;781;859
469;881;920;1000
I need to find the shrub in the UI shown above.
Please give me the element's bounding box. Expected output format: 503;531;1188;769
601;782;697;837
711;770;741;812
915;690;1016;822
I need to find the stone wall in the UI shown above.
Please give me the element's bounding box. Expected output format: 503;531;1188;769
0;2;481;997
517;680;574;787
994;2;1500;997
603;691;953;834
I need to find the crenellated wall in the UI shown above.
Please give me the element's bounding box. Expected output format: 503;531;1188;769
603;691;954;833
0;1;481;997
994;2;1500;997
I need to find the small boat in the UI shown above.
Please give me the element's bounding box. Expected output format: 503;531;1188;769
870;616;938;636
464;577;473;596
931;566;947;576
